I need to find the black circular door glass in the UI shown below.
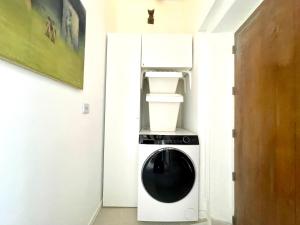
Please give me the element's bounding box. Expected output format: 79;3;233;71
142;148;195;203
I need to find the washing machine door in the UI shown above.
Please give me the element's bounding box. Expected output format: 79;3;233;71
142;148;195;203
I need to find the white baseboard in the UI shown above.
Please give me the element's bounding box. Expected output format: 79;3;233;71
194;218;210;225
88;201;102;225
199;210;209;221
211;219;231;225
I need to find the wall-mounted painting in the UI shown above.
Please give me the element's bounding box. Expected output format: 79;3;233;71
0;0;86;89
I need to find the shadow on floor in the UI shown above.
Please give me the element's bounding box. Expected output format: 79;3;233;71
93;208;229;225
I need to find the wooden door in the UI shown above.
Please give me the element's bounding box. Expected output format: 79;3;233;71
234;0;298;225
296;1;300;224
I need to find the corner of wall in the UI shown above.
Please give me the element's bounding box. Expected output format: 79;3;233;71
88;201;102;225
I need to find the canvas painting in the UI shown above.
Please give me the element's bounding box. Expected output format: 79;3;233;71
0;0;86;89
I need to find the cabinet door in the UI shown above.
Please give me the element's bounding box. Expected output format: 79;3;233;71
142;34;192;69
103;34;141;207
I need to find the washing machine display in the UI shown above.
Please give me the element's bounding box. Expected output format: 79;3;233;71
142;148;195;203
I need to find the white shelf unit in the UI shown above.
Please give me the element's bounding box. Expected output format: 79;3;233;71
103;33;194;207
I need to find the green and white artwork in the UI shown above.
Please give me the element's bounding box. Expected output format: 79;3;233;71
0;0;86;88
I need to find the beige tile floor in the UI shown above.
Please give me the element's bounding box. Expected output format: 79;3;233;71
93;208;227;225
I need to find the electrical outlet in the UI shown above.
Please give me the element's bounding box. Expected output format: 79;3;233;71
82;103;90;114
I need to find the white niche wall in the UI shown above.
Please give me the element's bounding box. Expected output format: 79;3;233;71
183;33;234;223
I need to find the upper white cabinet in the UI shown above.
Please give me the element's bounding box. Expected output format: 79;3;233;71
141;34;193;69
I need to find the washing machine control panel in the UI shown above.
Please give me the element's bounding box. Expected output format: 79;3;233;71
139;135;199;145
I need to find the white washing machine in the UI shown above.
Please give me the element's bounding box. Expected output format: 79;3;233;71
138;129;199;222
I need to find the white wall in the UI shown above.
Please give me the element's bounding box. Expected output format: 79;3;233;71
200;0;236;32
0;0;107;224
184;33;234;223
199;0;263;32
106;0;204;33
213;0;263;32
191;1;264;222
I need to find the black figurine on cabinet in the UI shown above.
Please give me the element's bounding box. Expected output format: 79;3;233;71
148;9;155;24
